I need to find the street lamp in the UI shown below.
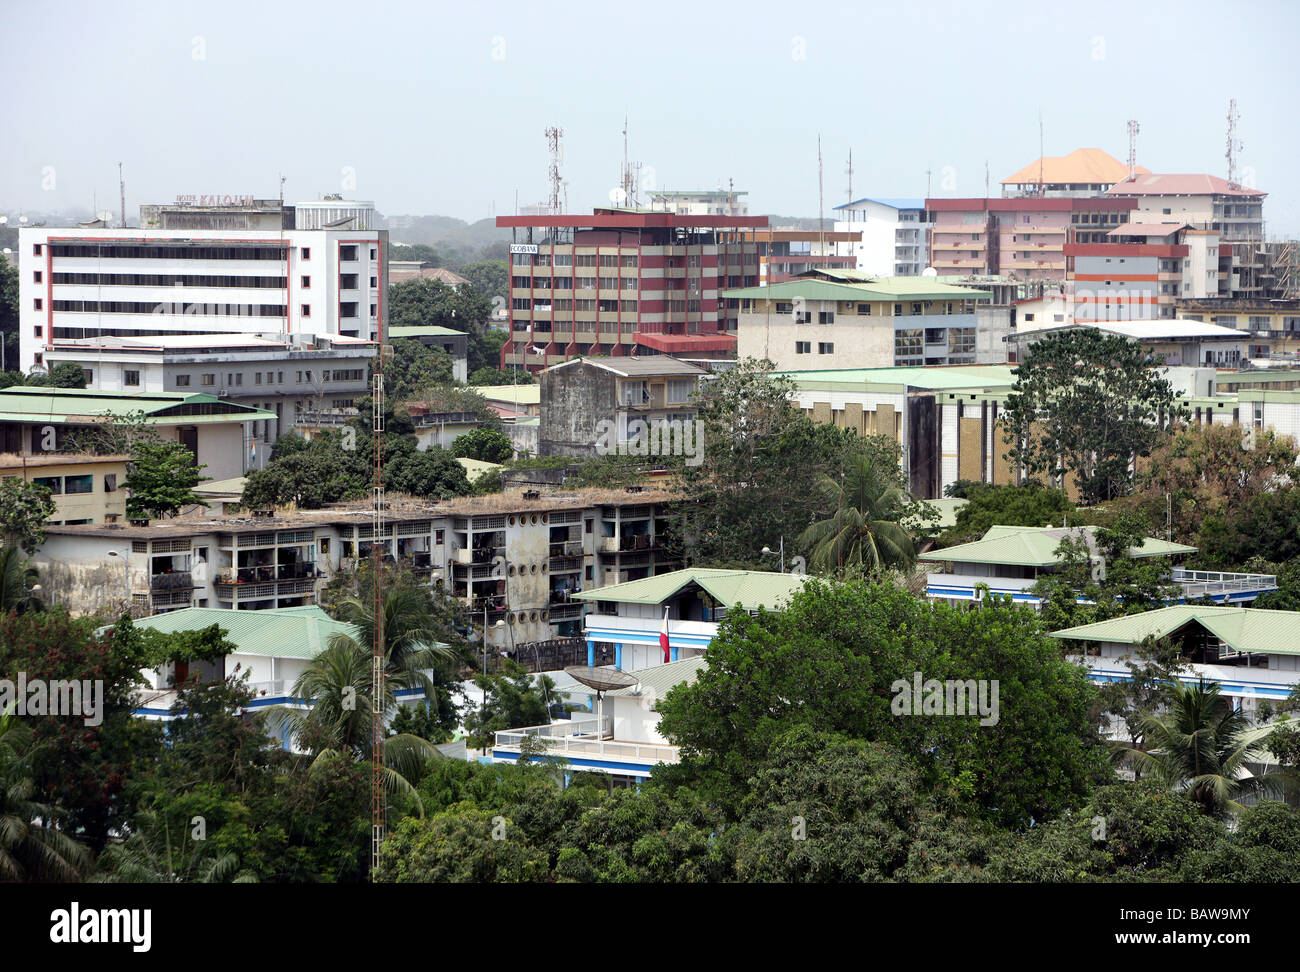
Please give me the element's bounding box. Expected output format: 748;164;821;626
761;537;785;573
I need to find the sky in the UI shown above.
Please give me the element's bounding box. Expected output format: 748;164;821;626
2;0;1298;236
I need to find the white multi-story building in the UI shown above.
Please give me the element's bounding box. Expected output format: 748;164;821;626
832;197;932;277
18;226;388;374
293;198;381;230
647;189;749;217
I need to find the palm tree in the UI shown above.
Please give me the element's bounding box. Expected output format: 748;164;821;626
95;809;258;883
0;713;90;881
0;545;43;616
1122;678;1291;816
329;586;459;702
800;455;916;575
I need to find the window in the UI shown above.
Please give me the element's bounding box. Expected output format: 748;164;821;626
104;474;117;492
33;270;42;283
33;298;42;311
818;342;834;354
124;369;140;387
32;325;42;337
341;302;358;318
795;341;811;354
370;275;377;287
176;374;190;387
369;247;377;260
857;303;871;315
339;245;358;261
911;303;922;315
1024;313;1035;322
254;372;262;385
33;243;42;256
894;303;903;316
302;304;311;316
33;476;62;495
301;247;311;259
301;275;310;288
818;311;834;324
201;374;215;386
65;474;93;494
234;373;243;386
81;369;93;385
340;273;358;289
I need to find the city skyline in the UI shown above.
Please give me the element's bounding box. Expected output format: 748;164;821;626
2;0;1298;236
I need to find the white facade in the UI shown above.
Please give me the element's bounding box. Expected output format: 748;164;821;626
832;198;932;276
19;226;387;375
647;190;749;217
293;199;380;230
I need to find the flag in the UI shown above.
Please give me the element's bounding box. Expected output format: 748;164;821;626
659;606;670;663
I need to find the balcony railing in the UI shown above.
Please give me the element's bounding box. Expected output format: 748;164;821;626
150;571;194;591
1172;568;1277;599
494;715;681;766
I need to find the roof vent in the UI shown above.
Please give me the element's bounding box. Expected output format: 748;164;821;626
522;489;541;500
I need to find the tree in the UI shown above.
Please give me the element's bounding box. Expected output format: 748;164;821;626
95;807;258;883
463;663;557;751
385;337;453;403
386;443;474;499
241;430;371;509
388;278;491;334
0;478;56;551
468;328;508;375
1133;422;1299;546
0;259;17;373
1087;636;1189;753
0;545;43;614
1195;487;1300;569
1122;678;1284;817
468;366;533;387
124;440;208;519
1001;330;1186;504
799;452;915;575
457;260;509;305
939;481;1075;547
0;713;92;881
655;580;1107;828
452;427;514;464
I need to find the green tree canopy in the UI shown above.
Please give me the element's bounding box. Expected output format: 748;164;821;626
1001;330;1186;504
0;478;56;551
124;439;208;519
452;427;514;464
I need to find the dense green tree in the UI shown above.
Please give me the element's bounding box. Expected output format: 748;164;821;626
800;452;915;575
468;365;533;386
457;260;508;304
1195;487;1300;569
0;259;17;371
468;327;509;374
0;479;55;552
452;427;514;464
939;481;1075;547
656;580;1107;828
385;337;453;403
388;277;491;333
124;439;208;519
388;243;443;267
386;443;473;499
1001;330;1186;504
463;663;557;751
376;806;550;882
0;712;92;881
95;806;258;883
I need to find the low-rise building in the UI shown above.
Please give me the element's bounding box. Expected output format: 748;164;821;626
1009;319;1248;369
0;386;274;483
539;356;706;459
0;452;130;525
732;271;995;371
388;325;468;381
918;525;1275;608
1053;605;1300;712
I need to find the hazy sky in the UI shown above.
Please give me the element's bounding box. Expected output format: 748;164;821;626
3;0;1297;235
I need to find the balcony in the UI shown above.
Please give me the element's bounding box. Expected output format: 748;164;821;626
925;573;1040;603
549;540;586;558
151;571;194;591
1171;568;1277;603
493;715;681;768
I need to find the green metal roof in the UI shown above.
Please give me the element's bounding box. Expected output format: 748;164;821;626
0;387;273;424
124;605;361;659
919;525;1196;568
776;364;1019;393
1052;606;1300;656
575;567;809;610
724;278;991;302
909;497;969;530
473;384;541;405
389;325;467;338
606;655;709;698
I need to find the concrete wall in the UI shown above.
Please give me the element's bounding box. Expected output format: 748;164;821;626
539;364;617;457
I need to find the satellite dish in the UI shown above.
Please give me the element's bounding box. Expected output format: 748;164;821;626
565;665;638;730
921;266;938;277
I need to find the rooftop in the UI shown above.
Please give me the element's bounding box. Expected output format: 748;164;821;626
919;525;1196;568
472;384;541;405
833;197;925;212
1106;173;1266;198
0;387;275;424
605;655;709;698
1051;605;1300;656
575;567;810;611
1015;319;1248;342
389;325;468;338
776;364;1019;393
725;275;991;303
1003;148;1144;186
115;605;360;660
0;451;131;469
544;356;707;378
1107;222;1190;238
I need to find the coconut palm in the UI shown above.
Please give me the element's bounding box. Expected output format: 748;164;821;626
0;545;42;616
329;586;459;702
1122;678;1291;816
0;713;90;881
94;809;258;883
800;455;916;575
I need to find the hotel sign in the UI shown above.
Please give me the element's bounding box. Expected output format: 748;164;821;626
175;194;256;207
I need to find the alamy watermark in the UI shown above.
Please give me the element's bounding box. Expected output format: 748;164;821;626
1;673;104;727
594;417;704;467
890;671;999;727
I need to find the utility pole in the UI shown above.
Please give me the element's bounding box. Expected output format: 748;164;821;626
845;148;854;204
370;325;388;878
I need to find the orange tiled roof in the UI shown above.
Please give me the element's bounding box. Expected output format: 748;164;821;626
1002;148;1146;186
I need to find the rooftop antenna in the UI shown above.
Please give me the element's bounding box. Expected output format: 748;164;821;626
728;176;735;217
1037;110;1045;196
1226;99;1242;187
817;135;825;254
926;168;933;198
845;148;854;204
1126;119;1140;180
985;160;990;199
118;162;126;229
545;126;564;215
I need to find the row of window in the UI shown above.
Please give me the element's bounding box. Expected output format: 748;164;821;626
51;272;288;288
52;299;287;316
31;473;110;495
50;245;286;260
794;342;836;354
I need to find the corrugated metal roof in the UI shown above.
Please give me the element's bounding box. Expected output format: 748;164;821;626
389;325;468;337
122;606;361;659
919;525;1196;568
473;384;541;405
0;388;273;423
833;197;924;211
574;567;809;610
776;364;1018;392
606;655;709;698
545;356;707;378
1106;173;1266;198
1052;605;1300;656
724;277;990;302
1015;320;1247;342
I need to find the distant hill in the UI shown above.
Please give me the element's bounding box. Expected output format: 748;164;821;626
386;215;511;255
